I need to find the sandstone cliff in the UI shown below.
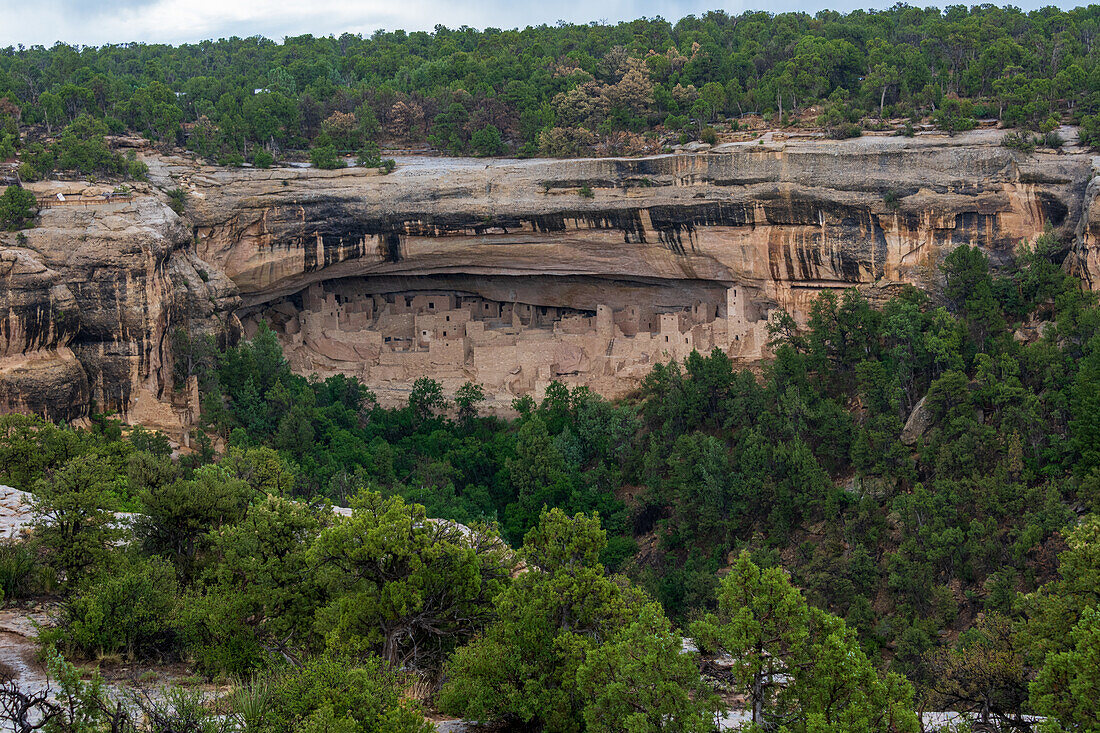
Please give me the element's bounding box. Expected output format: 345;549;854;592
171;128;1091;406
0;185;239;425
0;128;1093;423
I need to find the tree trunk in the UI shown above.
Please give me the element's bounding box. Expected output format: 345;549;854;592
753;673;765;725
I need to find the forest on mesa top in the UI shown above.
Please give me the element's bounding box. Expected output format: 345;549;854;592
1;4;1100;167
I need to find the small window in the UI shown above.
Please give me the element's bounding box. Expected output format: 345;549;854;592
428;302;434;309
446;315;450;321
664;335;669;343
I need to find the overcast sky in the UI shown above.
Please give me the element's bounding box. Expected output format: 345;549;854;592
0;0;1087;48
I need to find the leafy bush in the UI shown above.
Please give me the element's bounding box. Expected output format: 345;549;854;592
1081;114;1100;148
1042;131;1064;149
0;540;41;601
1002;131;1037;153
310;145;343;169
0;185;37;230
470;124;505;156
378;158;396;174
44;555;181;661
166;187;188;215
578;184;595;198
356;141;381;168
217;152;245;167
253;148;275;168
0;133;15;160
53;114;126;176
250;650;433;733
933;98;977;134
31;455;122;589
700;126;718;145
827;122;863;139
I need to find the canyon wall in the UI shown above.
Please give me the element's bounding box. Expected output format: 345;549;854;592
1;129;1095;425
174;129;1092;407
0;184;239;426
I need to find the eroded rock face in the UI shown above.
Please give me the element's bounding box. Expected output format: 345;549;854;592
171;129;1091;405
1;129;1094;424
0;189;239;426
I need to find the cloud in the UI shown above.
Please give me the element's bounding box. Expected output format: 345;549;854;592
0;0;1084;48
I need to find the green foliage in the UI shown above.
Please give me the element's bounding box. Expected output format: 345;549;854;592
44;555;181;661
310;490;509;667
934;98;978;135
0;185;37;230
923;614;1029;728
1030;606;1100;731
0;7;1095;159
253;148;275;168
133;462;251;577
440;508;713;732
1002;131;1037;153
186;495;320;675
250;649;433;733
1016;516;1100;663
356;141;381;168
309;144;343;169
31;455;122;588
575;603;717;733
52;114;132;176
166;186;188;214
470;124;505;156
0;539;42;601
691;552;919;731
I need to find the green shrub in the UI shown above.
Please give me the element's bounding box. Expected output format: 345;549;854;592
1081;114;1100;148
217;152;244;167
470;124;505;156
19;143;54;181
0;133;15;160
827;122;863;139
0;185;37;230
1002;131;1037;153
166;187;188;215
700;126;718;145
251;649;432;733
310;145;343;170
0;540;41;601
578;184;594;198
356;142;381;167
125;151;148;180
378;158;395;174
31;455;122;589
1042;131;1065;149
53;114;127;176
663;113;688;131
253;148;275;168
933;98;978;134
44;555;181;661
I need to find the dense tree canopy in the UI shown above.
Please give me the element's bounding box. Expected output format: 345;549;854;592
2;5;1100;168
4;226;1100;729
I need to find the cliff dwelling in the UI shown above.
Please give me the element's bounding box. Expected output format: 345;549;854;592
241;278;771;406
